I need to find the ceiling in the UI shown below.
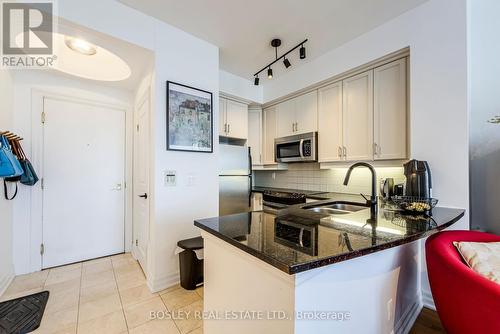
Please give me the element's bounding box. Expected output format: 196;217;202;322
118;0;427;81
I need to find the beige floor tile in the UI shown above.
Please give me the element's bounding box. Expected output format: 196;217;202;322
13;270;49;283
77;310;127;334
116;271;146;291
158;284;181;296
82;256;111;267
161;288;201;311
114;263;142;277
80;279;118;304
82;260;113;276
111;253;132;260
44;289;80;315
0;287;44;302
81;269;115;289
195;286;203;298
173;300;203;334
119;284;158;307
32;306;78;334
128;319;179;334
48;263;82;274
44;267;81;286
44;278;80;296
123;296;167;330
78;293;123;323
4;272;47;295
187;327;203;334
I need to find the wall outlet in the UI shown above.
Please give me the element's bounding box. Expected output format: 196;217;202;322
164;170;176;187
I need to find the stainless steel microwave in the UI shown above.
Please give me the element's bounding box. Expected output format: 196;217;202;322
275;132;318;163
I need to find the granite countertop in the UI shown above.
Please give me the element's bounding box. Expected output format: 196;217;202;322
194;196;465;274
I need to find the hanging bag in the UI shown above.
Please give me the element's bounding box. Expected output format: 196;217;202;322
3;138;23;200
0;135;23;178
15;140;38;186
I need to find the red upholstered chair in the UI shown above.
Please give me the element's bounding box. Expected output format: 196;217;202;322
426;230;500;334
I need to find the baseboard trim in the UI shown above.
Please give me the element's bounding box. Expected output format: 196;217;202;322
395;296;422;334
0;266;15;298
422;290;436;310
147;271;180;293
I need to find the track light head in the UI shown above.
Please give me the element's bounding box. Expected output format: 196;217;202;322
254;76;259;86
299;45;306;59
267;67;273;79
283;57;291;68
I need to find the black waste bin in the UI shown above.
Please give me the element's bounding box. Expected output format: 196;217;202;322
177;236;204;290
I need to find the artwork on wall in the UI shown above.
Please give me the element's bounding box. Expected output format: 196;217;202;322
166;81;213;153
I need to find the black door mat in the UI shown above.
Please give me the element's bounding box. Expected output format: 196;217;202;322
0;291;49;334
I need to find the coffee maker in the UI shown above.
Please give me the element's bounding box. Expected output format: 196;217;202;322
403;159;432;198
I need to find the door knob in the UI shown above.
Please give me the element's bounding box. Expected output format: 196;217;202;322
138;193;148;199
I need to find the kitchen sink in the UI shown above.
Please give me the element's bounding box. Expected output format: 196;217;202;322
306;202;368;215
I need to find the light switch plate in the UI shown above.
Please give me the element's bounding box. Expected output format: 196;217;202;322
164;170;176;187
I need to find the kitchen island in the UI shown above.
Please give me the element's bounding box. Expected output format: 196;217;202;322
194;197;464;334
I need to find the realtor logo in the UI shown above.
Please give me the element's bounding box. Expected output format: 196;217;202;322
1;1;57;68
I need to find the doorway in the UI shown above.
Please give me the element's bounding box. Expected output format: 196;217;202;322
41;96;126;269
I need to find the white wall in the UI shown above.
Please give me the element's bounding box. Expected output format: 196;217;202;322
262;0;469;309
10;70;133;274
469;0;500;234
219;70;263;103
57;0;220;291
0;69;15;295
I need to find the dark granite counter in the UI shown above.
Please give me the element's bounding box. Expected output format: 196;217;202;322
195;197;465;274
252;186;366;200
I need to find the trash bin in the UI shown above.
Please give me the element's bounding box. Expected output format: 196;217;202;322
177;236;204;290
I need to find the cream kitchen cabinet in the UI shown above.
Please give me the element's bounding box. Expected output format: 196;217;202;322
262;106;277;165
276;91;318;137
342;70;374;161
373;58;407;160
219;97;248;139
248;107;262;166
318;81;343;162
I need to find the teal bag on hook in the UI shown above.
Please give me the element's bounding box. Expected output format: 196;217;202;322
0;135;23;178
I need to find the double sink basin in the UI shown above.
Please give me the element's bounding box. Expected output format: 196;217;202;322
303;202;368;215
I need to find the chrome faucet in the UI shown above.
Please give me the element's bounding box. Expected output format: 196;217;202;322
343;162;378;215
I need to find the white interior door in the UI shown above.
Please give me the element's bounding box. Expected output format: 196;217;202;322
133;94;150;272
42;97;125;268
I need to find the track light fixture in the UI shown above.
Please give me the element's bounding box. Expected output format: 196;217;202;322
300;44;306;59
283;57;291;68
253;38;308;82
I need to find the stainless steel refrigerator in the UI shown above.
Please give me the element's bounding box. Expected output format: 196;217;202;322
219;144;252;216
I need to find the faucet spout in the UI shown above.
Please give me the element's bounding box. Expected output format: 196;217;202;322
343;162;378;215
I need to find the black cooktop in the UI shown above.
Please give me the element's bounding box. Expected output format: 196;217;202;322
262;191;307;205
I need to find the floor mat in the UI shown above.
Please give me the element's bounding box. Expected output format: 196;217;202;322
0;291;49;334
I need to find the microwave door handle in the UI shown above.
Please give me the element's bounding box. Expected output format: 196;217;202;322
299;139;304;158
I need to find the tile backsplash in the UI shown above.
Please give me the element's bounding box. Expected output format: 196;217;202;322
254;163;405;195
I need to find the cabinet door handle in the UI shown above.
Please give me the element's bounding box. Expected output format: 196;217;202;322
292;123;295;132
374;143;378;156
343;146;347;158
338;146;342;158
295;122;298;132
228;124;230;133
224;123;227;133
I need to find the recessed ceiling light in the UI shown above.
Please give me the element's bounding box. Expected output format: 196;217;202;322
65;37;97;56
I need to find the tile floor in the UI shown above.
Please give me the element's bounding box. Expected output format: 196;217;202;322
0;253;203;334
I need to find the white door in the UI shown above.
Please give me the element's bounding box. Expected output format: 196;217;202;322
294;91;318;134
225;100;248;139
133;93;150;271
318;82;343;162
219;98;227;136
276;99;296;137
263;106;277;165
42;97;125;268
248;108;262;165
374;58;407;160
342;70;374;161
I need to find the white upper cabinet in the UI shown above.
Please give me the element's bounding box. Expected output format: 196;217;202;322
276;91;318;137
342;70;374;161
318;82;343;162
248;107;262;166
295;91;318;134
374;58;407;160
219;97;248;139
263;106;277;165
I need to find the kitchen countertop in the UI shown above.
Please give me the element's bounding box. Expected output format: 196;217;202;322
194;196;465;274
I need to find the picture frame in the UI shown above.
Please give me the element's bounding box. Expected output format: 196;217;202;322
166;81;213;153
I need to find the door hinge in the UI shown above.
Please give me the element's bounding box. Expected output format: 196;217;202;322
135;239;138;246
40;243;44;255
41;112;46;124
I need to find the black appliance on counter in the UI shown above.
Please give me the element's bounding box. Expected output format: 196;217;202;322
262;191;307;214
403;159;432;198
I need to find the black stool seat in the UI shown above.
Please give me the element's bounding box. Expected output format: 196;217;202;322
177;236;203;250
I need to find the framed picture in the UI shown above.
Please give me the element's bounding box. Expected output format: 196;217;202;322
166;81;213;153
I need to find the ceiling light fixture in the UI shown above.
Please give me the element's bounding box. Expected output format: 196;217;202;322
65;37;97;56
253;38;308;82
283;57;291;68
